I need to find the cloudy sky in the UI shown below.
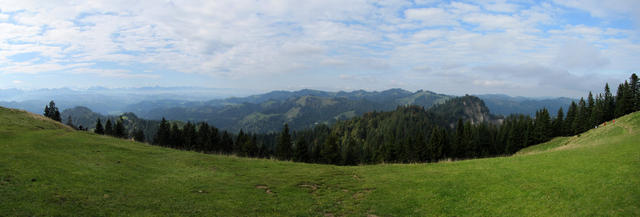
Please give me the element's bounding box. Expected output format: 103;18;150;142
1;0;639;97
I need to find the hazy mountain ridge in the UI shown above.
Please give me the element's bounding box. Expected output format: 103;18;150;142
4;87;574;133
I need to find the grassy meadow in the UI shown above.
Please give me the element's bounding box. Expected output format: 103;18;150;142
1;107;638;216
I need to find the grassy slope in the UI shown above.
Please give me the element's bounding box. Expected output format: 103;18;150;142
1;107;638;216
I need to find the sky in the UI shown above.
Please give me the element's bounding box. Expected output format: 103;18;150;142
0;0;639;97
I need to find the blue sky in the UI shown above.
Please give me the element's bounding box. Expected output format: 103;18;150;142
0;0;639;97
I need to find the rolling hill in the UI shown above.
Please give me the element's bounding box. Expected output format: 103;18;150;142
1;106;638;216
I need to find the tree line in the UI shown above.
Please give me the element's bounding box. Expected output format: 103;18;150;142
43;74;640;165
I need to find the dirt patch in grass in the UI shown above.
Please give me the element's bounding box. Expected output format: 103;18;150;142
255;185;274;194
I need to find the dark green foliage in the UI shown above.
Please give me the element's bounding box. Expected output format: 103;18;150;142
552;108;564;137
631;73;639;110
276;124;292;160
154;118;170;146
95;119;104;135
221;131;233;154
133;129;145;142
43;100;61;122
182;122;196;150
114;118;126;138
104;119;113;136
321;134;340;164
533;108;552;144
147;74;640;166
293;137;309;162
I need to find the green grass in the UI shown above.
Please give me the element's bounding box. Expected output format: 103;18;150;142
516;137;571;155
1;107;639;216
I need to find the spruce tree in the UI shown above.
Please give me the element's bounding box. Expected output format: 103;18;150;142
43;101;61;122
552;107;564;137
221;131;234;154
170;123;182;149
321;134;340;164
182;122;197;150
196;122;212;152
104;119;113;136
565;102;578;136
603;83;615;121
615;82;629;117
276;124;292;160
630;73;639;111
114;118;126;138
95;118;104;135
154;117;170;146
294;136;309;162
133;129;145;142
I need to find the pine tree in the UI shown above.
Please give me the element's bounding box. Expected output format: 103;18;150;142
104;119;113;136
236;130;248;156
182;122;197;150
196;122;212;152
573;98;588;134
630;73;639;111
294;136;309;162
43;105;50;118
587;92;594;122
133;129;145;142
154;117;170;146
221;131;234;154
170;123;182;149
95;118;104;135
321;134;340;164
276;124;292;160
533;108;552;143
43;101;61;122
615;82;629;117
114;118;126;138
565;102;578;136
209;126;221;152
552;107;564;137
604;83;615;121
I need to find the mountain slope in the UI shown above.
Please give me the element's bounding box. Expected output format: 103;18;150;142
1;107;638;216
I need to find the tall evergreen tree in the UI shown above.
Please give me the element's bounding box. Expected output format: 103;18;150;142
154;117;170;146
182;122;197;150
104;119;113;136
133;129;145;142
533;108;552;143
573;98;588;134
615;82;630;117
95;118;104;135
321;134;340;164
170;123;182;149
43;100;61;122
114;118;126;138
196;122;212;152
552;107;564;137
220;131;234;154
293;136;309;162
603;83;615;121
276;124;293;160
630;73;639;111
564;102;578;136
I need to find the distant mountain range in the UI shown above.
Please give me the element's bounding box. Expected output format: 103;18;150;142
41;87;574;133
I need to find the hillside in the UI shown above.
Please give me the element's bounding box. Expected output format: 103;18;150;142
1;107;638;216
3;88;575;133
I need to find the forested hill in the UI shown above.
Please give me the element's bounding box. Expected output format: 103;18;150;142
61;106;160;142
123;89;454;133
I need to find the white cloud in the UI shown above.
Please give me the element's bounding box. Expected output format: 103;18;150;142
404;7;458;26
0;0;637;97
